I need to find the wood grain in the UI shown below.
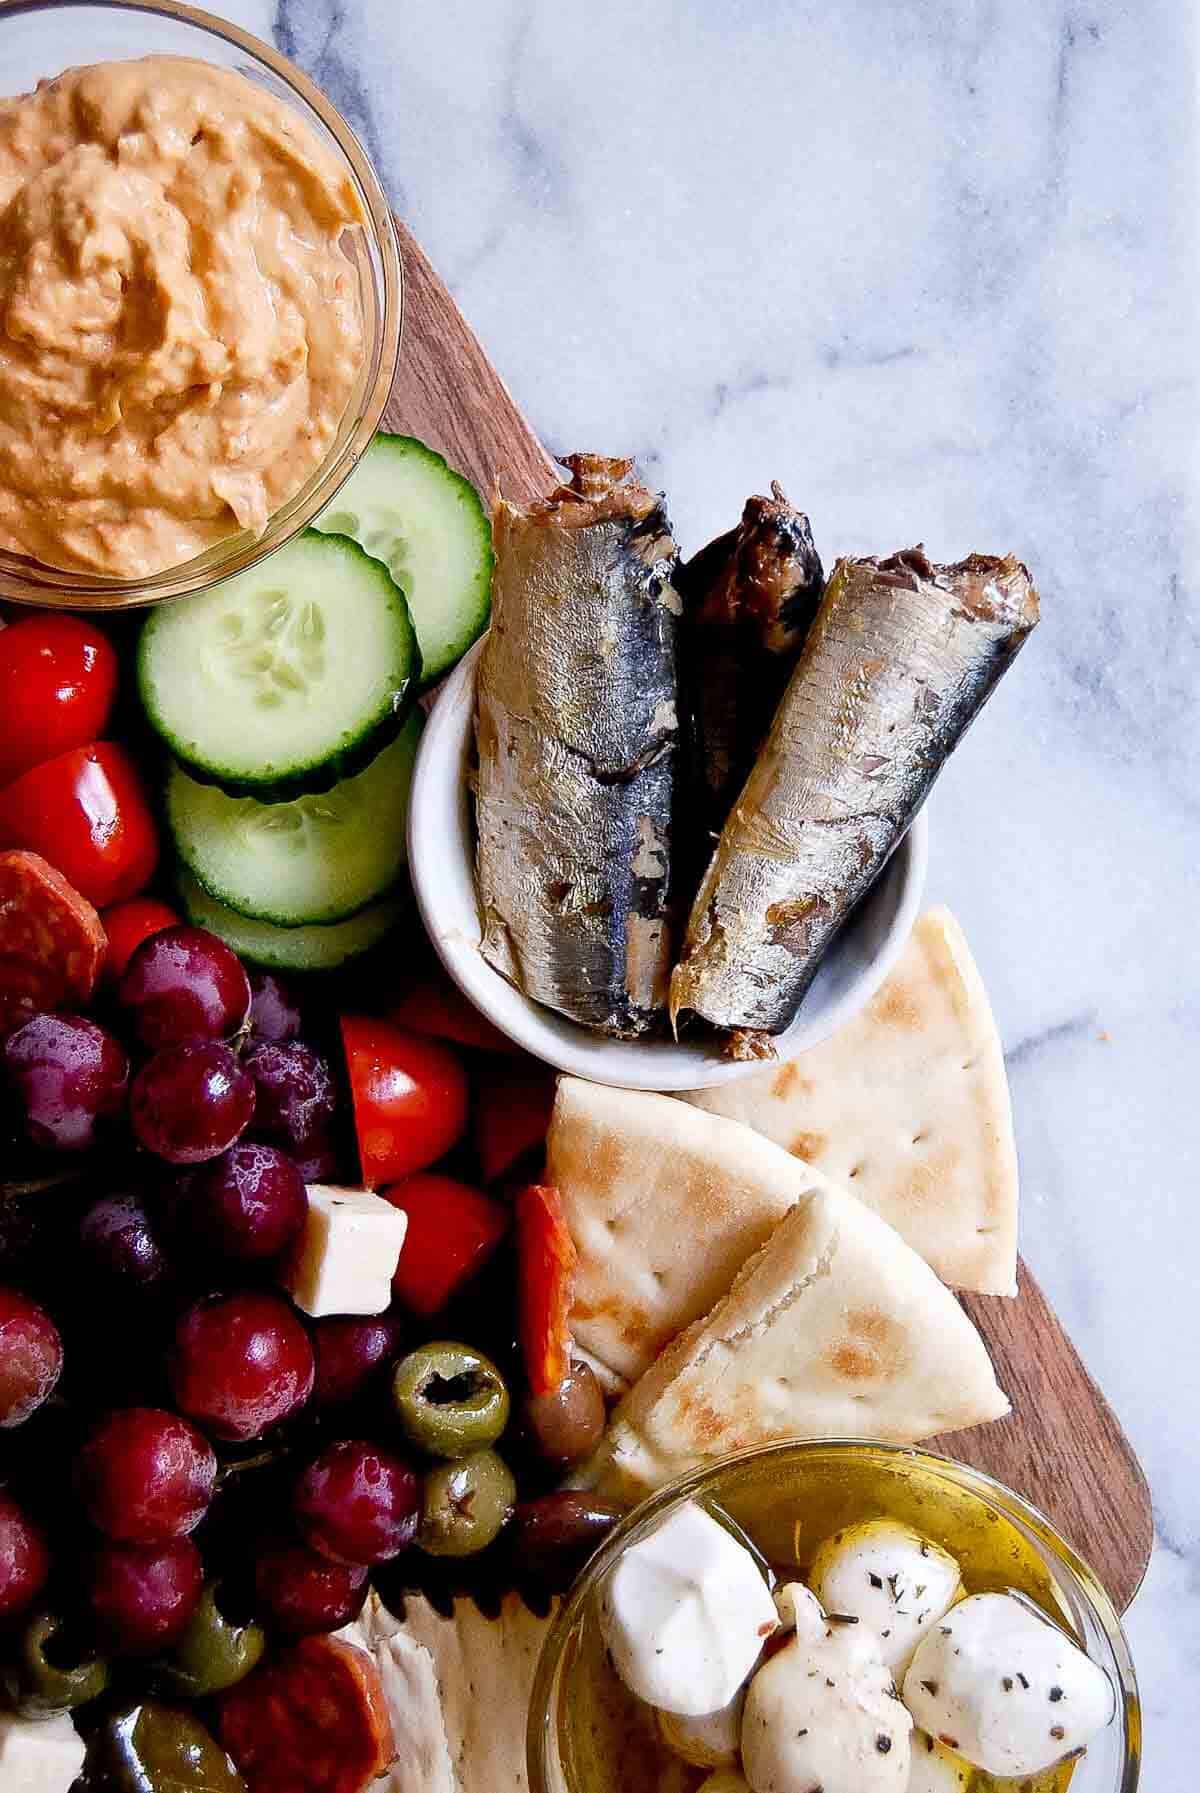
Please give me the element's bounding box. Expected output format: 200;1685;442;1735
376;214;1156;1613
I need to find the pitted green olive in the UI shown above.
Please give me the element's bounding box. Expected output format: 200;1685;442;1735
2;1610;109;1716
158;1582;265;1698
417;1447;516;1557
391;1342;510;1458
86;1700;245;1792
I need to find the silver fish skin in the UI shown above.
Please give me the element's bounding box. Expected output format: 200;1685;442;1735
670;546;1040;1048
474;454;682;1038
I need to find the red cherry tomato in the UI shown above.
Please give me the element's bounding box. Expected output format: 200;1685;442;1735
100;897;181;982
0;742;158;908
340;1016;468;1187
383;1173;509;1316
0;616;119;787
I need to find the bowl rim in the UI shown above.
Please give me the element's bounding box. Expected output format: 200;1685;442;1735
407;639;930;1090
526;1437;1141;1793
0;0;402;609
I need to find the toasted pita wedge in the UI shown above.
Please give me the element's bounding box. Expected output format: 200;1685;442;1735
683;908;1019;1296
350;1598;455;1793
548;1077;831;1383
594;1185;1009;1501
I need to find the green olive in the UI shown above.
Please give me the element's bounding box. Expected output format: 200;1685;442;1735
86;1700;245;1792
392;1341;511;1458
1;1610;109;1716
158;1582;265;1698
418;1447;516;1557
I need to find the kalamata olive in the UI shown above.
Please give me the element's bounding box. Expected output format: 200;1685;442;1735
159;1581;265;1697
506;1492;624;1593
519;1360;605;1471
87;1699;246;1792
2;1609;109;1715
391;1341;510;1458
417;1448;516;1558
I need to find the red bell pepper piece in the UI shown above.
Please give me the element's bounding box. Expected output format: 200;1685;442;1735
388;970;521;1056
516;1183;577;1397
383;1173;509;1317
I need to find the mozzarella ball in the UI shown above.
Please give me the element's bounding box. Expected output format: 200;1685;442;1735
809;1519;961;1674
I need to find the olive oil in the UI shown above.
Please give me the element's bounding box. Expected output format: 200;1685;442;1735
556;1448;1099;1793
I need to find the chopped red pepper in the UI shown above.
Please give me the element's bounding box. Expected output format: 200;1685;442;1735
388;971;522;1056
516;1183;578;1397
474;1061;556;1185
383;1173;509;1317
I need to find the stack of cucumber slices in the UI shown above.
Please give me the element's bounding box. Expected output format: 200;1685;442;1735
138;435;493;971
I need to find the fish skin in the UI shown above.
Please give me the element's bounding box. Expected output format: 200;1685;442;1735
474;455;682;1038
679;482;824;853
670;546;1040;1045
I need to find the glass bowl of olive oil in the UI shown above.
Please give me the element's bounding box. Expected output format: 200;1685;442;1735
528;1441;1139;1793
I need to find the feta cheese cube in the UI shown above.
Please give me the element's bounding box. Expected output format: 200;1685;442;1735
0;1711;86;1792
285;1184;408;1317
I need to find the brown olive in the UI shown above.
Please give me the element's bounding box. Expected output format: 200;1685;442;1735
507;1492;624;1593
519;1360;605;1470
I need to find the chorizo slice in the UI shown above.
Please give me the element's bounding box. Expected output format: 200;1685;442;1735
219;1635;395;1793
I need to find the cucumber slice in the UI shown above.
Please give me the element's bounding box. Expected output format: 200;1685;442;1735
179;872;400;972
312;433;492;686
167;710;423;928
139;532;420;798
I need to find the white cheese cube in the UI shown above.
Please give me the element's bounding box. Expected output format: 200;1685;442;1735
0;1712;86;1792
285;1184;408;1317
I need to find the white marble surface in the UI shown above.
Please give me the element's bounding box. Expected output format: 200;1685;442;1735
34;0;1199;1776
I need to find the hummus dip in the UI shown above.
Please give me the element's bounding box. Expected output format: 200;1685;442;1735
0;57;367;578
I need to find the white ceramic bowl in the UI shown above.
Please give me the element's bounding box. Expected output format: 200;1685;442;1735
408;642;928;1091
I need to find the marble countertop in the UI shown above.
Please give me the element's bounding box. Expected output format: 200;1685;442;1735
33;0;1200;1776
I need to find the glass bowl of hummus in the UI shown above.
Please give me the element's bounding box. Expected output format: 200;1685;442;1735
529;1441;1141;1793
0;0;402;608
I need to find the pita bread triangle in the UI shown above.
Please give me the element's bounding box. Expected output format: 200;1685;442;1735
594;1182;1010;1502
682;907;1019;1296
548;1076;831;1384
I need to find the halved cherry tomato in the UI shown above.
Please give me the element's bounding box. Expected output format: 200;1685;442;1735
383;1173;509;1316
0;742;158;908
388;971;521;1056
516;1184;577;1397
340;1016;469;1187
475;1061;556;1184
100;897;181;981
0;616;119;787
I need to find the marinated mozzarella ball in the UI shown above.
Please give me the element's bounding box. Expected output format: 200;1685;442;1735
772;1579;825;1639
657;1688;744;1768
906;1732;971;1791
599;1502;778;1716
809;1519;961;1674
742;1587;911;1793
902;1592;1115;1777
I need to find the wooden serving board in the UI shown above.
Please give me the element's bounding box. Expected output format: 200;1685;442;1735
382;220;1153;1612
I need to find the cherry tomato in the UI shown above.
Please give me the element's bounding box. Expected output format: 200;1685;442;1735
340;1016;468;1187
0;616;119;787
0;742;159;908
101;898;181;982
383;1173;508;1316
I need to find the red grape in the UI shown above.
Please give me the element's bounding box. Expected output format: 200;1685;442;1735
244;1040;335;1161
178;1143;308;1262
0;1286;63;1427
118;925;251;1048
2;1013;128;1151
131;1041;255;1164
76;1407;216;1543
253;1539;368;1636
88;1536;202;1654
293;1438;419;1565
78;1193;171;1295
170;1291;314;1442
0;1492;49;1618
248;972;302;1043
311;1311;404;1409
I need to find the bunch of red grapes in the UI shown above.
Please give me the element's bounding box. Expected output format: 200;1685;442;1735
0;928;419;1667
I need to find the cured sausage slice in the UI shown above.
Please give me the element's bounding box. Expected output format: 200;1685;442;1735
0;851;106;1036
219;1634;395;1793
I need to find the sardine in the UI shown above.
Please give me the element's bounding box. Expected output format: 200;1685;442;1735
679;482;824;849
474;454;683;1037
670;546;1040;1051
